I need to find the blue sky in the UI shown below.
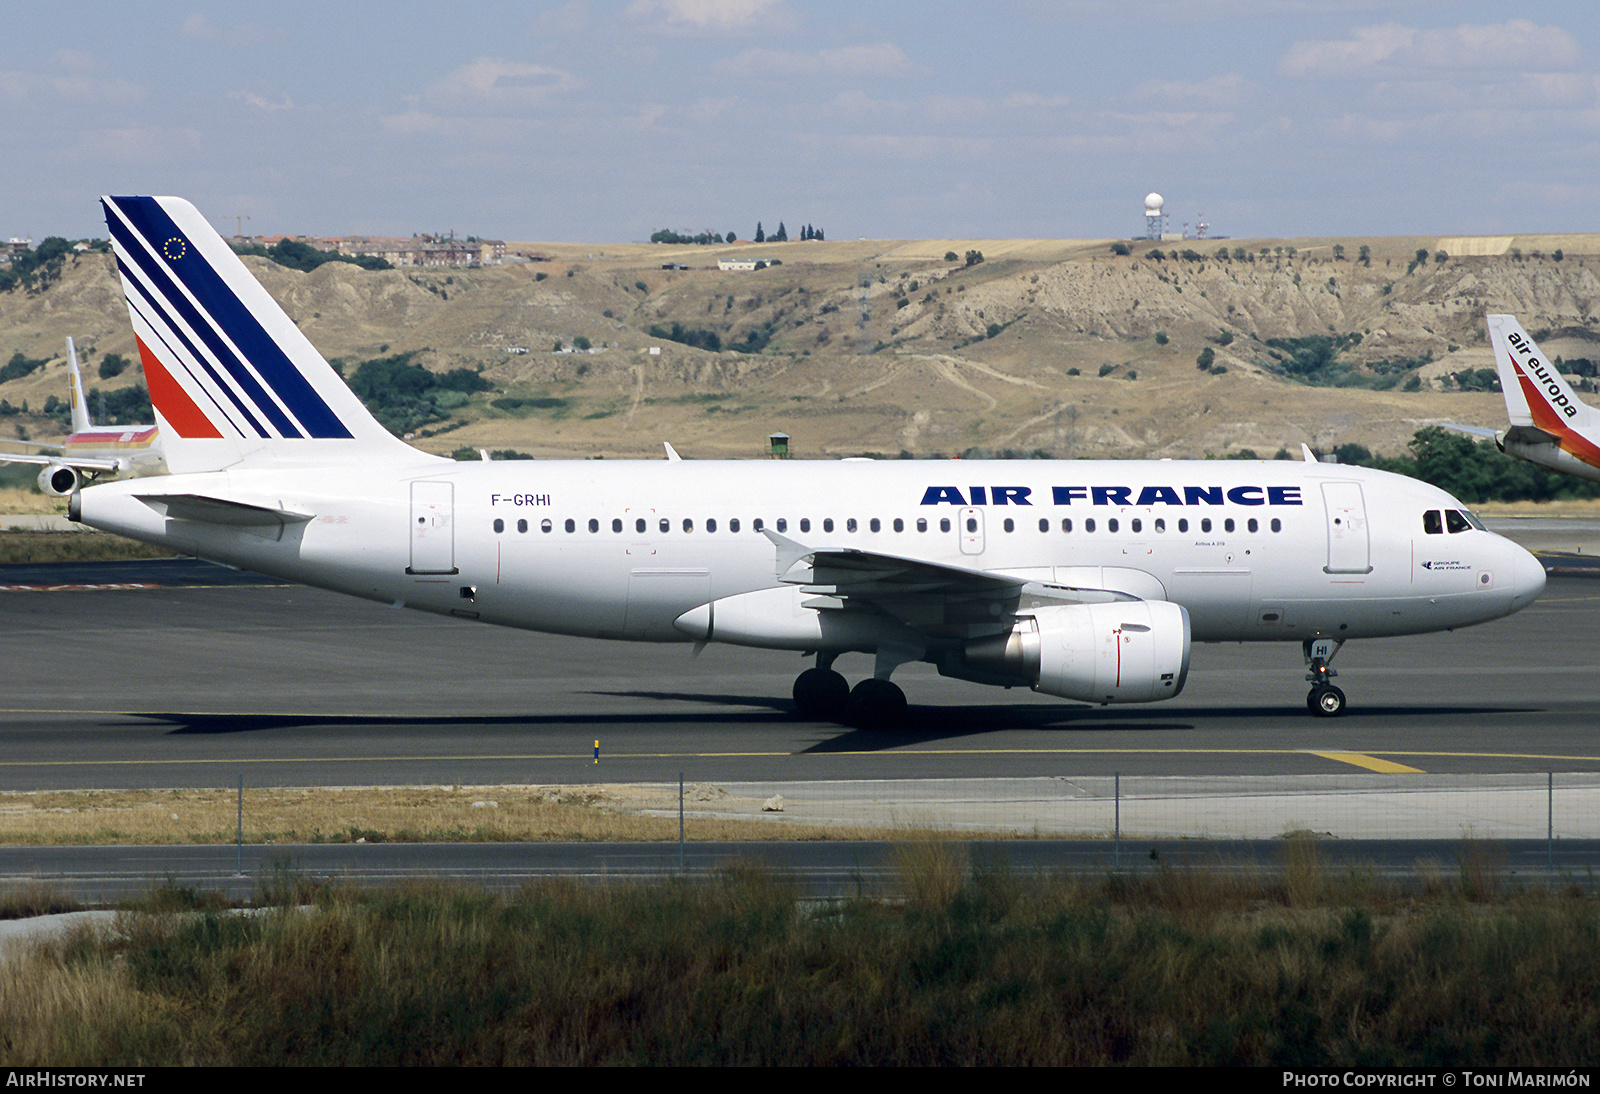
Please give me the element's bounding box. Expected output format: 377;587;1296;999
5;1;1598;242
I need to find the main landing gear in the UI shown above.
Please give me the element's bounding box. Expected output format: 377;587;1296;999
1303;637;1346;717
792;651;910;730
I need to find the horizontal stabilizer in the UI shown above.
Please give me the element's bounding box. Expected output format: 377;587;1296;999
134;493;314;526
0;453;119;472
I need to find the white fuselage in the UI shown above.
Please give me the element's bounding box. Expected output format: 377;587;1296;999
75;455;1545;650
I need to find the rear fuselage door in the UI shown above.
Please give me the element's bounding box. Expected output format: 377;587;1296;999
408;480;457;574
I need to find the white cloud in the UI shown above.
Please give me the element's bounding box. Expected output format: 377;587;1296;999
1131;74;1250;108
1280;20;1581;79
717;42;914;79
428;58;579;106
178;14;282;47
229;90;293;113
1002;92;1073;110
626;0;782;31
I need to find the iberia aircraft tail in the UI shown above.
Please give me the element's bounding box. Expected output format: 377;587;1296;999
1484;313;1600;483
100;195;427;474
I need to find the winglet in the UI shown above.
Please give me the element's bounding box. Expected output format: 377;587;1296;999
1300;443;1317;464
761;528;813;578
664;442;681;461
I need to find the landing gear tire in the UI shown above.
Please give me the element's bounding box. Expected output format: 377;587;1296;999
844;678;907;730
793;667;850;720
1308;685;1346;718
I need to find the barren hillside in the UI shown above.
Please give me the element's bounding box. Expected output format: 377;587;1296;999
4;232;1599;461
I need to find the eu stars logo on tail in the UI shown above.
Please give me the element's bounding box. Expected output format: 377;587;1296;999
100;195;413;473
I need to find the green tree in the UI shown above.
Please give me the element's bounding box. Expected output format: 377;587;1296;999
1196;347;1215;370
754;222;765;243
964;250;984;267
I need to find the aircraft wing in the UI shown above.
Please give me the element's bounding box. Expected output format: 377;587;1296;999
763;530;1134;632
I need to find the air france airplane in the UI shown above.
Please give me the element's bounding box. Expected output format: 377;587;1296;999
70;196;1546;725
0;337;165;495
1452;314;1600;484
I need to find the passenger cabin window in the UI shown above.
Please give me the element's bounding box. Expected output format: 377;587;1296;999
564;519;575;533
799;518;811;533
706;518;717;532
848;518;859;533
518;519;528;533
682;518;693;533
588;518;599;533
493;518;504;533
776;518;787;532
893;518;903;532
917;518;928;532
939;518;951;533
636;518;647;534
659;518;670;533
822;518;832;533
1003;518;1014;532
541;518;553;533
730;518;740;532
1038;518;1049;532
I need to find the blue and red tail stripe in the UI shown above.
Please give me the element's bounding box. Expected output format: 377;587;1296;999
103;196;354;441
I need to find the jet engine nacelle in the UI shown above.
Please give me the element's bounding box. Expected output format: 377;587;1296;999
37;464;80;497
962;600;1191;704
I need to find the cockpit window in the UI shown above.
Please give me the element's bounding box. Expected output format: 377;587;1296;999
1446;509;1473;534
1423;510;1443;535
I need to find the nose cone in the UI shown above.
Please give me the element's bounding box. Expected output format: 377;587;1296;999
1507;541;1547;610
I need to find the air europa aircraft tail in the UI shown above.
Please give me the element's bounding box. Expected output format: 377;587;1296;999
1484;313;1600;483
101;195;423;474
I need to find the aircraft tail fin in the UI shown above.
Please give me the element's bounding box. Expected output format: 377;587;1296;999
1486;314;1600;435
65;337;92;433
100;195;422;474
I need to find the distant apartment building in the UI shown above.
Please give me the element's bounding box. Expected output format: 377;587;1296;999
334;235;506;267
240;232;507;268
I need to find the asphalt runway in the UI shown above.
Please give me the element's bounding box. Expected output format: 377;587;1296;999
2;558;1599;791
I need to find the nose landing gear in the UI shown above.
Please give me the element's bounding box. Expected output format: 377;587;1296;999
1304;637;1346;717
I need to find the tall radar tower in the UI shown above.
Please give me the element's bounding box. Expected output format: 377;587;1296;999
1144;193;1164;240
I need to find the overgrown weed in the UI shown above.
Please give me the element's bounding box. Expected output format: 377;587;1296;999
4;861;1600;1064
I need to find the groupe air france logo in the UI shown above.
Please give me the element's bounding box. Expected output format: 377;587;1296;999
162;237;187;262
